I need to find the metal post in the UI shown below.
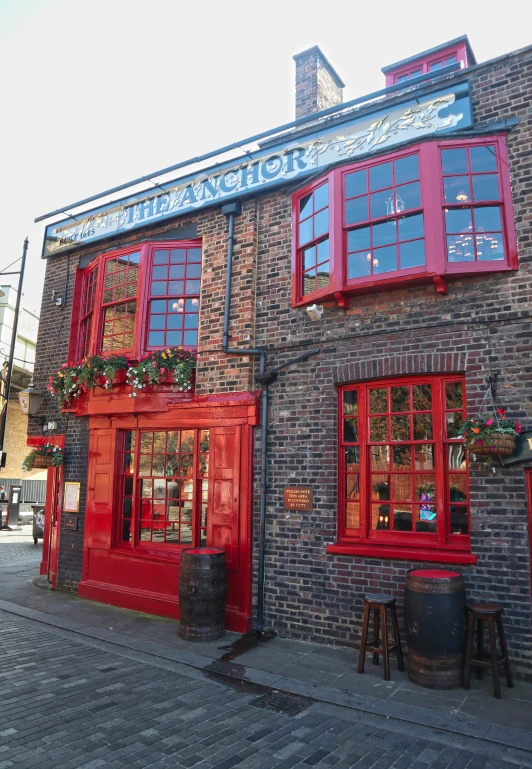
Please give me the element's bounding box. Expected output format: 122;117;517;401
0;238;28;530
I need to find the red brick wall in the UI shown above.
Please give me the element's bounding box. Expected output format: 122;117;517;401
252;45;532;676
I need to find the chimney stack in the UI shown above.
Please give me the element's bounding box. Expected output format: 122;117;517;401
293;45;345;120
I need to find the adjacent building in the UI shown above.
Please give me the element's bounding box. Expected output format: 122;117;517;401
31;37;532;676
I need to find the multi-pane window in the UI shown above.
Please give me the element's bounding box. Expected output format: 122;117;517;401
442;145;505;264
101;251;139;352
345;153;424;279
119;429;209;547
298;182;330;296
147;246;201;349
72;240;202;360
292;137;516;306
78;265;98;359
339;376;470;554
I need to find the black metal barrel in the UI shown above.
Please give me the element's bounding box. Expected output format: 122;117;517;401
178;548;228;642
404;569;466;689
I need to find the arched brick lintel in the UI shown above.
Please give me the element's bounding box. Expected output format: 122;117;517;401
332;353;468;385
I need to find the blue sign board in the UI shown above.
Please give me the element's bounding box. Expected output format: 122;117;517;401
43;83;472;258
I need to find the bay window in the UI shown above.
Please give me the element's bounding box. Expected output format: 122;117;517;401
292;137;517;307
329;375;475;564
70;240;201;361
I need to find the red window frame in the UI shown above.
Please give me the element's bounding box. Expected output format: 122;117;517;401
69;240;201;362
384;41;471;86
291;136;517;308
328;374;476;565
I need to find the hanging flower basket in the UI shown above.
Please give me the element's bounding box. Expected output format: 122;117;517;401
22;445;64;472
458;408;521;459
465;433;516;457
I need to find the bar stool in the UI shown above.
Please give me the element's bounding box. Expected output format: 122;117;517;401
357;593;404;681
463;603;513;699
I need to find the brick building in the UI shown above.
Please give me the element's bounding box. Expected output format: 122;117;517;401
32;37;532;676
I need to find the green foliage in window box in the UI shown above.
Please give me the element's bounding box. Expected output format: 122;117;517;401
48;349;196;409
126;348;196;398
22;445;64;472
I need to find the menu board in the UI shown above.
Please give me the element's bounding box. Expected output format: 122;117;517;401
63;482;81;513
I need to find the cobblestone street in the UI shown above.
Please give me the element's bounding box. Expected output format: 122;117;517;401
0;531;531;769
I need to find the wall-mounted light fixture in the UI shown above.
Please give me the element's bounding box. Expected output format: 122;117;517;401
18;381;45;426
52;290;64;308
305;304;324;322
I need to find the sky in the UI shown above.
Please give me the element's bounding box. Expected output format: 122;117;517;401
0;0;529;316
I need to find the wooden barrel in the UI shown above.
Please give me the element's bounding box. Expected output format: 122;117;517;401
404;569;466;689
178;548;228;642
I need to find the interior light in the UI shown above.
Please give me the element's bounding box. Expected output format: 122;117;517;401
456;190;469;201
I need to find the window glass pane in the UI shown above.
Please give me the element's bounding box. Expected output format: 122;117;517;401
470;145;497;173
343;390;358;415
188;248;202;263
184;314;199;329
370;417;388;442
168;264;185;280
185;280;200;294
397;182;420;211
153;250;168;264
183;330;198;346
394;506;413;532
369;388;387;413
186;264;201;279
299;217;313;245
151;282;166;296
394;474;412;502
445;56;457;66
151;299;166;313
412;384;431;410
371;445;389;471
446;412;464;438
373;245;397;273
393;445;411;469
373;221;396;247
347;252;371;279
345;446;360;471
149;315;165;330
302;270;316;296
448;444;466;470
369;162;393;192
414;414;433;440
411;69;422;78
391;386;409;413
372;475;390;500
429;61;442;71
317;263;330;287
414;444;434;469
399;240;425;269
391;415;410;442
345;196;368;225
302;245;316;271
185;299;199;312
299;193;312;219
394;155;419;185
442;148;468;175
397;74;408;83
314;208;329;238
472;174;499;202
444;176;471;204
317;238;330;263
445;208;472;233
344;418;358;442
346;475;360;501
152;265;167;280
447;234;475;262
149;331;165;346
370;190;391;220
345;170;367;198
474;206;502;232
373;503;390;530
399;213;424;241
450;506;468;535
476;233;505;261
313;182;328;211
170;249;187;263
346;502;360;529
167;313;184;330
446;382;463;409
347;227;370;252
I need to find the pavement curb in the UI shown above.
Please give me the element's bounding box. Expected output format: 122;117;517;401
1;596;531;755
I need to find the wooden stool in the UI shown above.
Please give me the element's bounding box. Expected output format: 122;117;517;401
463;603;513;699
357;594;404;681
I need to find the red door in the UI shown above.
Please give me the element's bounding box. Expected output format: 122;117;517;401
526;469;532;596
45;466;63;588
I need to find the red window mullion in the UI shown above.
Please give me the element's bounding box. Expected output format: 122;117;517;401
433;379;447;548
359;386;369;541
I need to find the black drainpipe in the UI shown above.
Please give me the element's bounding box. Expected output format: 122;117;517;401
221;202;319;634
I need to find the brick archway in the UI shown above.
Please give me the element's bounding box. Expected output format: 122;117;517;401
332;352;468;385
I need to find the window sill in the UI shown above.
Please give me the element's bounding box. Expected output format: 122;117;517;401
326;542;477;565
